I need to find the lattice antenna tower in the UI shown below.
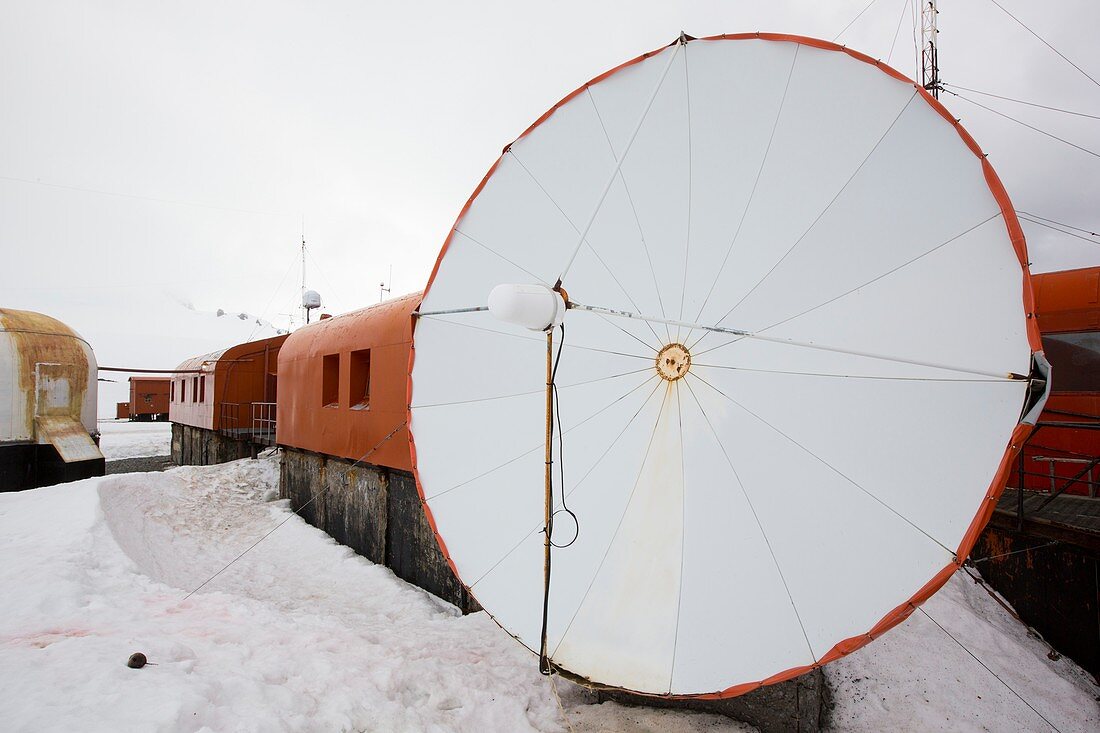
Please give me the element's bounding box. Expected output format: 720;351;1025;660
921;1;942;98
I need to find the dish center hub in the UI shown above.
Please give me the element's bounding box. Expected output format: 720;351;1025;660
656;343;691;381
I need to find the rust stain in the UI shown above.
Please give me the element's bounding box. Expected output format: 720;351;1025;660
0;309;90;438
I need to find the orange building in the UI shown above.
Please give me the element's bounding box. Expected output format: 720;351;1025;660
169;334;287;440
1019;266;1100;496
275;292;419;471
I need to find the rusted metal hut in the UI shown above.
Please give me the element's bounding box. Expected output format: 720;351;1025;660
0;308;104;490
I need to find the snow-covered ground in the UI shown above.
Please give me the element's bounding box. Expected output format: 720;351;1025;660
97;419;172;460
0;459;1095;732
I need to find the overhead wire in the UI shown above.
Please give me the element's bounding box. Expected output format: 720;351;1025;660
1017;210;1100;238
886;0;911;67
984;0;1100;90
943;89;1100;159
832;0;884;43
180;422;407;601
1018;213;1100;246
942;83;1100;121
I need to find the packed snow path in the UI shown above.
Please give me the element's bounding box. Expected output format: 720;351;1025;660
0;457;1095;731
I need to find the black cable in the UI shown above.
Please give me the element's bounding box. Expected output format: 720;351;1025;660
942;83;1100;121
548;322;579;550
985;0;1100;90
943;89;1100;159
886;0;910;67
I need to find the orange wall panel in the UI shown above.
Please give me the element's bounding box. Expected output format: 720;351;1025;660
276;292;420;471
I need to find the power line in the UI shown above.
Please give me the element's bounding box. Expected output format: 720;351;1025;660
832;0;883;42
917;605;1062;732
1017;210;1099;237
0;174;280;216
985;0;1100;90
942;83;1100;121
944;89;1100;159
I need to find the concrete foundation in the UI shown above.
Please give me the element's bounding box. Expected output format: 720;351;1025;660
974;526;1099;678
171;423;252;466
280;448;478;613
597;669;830;733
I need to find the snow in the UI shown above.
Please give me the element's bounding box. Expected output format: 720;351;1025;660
97;419;172;460
0;456;1095;732
0;459;746;733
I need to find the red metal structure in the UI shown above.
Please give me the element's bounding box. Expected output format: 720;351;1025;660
128;376;170;421
275;292;419;471
169;334;287;441
1019;266;1100;496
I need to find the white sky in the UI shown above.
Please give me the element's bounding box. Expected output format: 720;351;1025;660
2;1;1099;415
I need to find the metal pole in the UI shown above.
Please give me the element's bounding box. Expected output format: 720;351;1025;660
539;328;554;674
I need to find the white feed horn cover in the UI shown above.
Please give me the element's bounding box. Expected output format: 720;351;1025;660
487;283;566;331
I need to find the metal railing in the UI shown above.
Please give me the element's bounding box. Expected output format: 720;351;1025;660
1012;420;1100;530
251;402;277;446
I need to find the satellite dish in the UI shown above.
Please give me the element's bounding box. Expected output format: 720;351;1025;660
408;34;1045;697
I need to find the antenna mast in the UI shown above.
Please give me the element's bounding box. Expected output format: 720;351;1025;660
920;1;941;98
300;223;307;327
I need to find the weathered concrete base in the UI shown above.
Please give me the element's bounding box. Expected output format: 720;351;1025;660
974;526;1099;678
595;670;830;733
280;448;479;613
171;423;252;466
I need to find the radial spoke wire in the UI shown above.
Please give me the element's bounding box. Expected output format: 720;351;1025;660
417;314;656;362
469;377;666;589
669;379;689;689
558;42;682;283
508;149;664;344
551;384;674;658
690;91;919;353
691;362;1016;383
690;45;801;328
690;372;955;556
411;366;653;409
587;88;672;343
452;228;547;284
423;373;659;502
682;378;817;661
677;42;694;343
691;211;1004;360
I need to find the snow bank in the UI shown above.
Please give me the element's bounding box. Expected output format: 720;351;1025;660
1;456;1094;731
97;420;172;460
0;459;744;732
829;570;1098;732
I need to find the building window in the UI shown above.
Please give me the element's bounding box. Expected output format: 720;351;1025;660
181;379;186;403
350;349;371;410
199;375;206;403
322;353;340;407
192;376;199;403
1042;331;1100;392
171;380;175;402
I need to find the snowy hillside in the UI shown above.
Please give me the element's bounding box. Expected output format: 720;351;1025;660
0;459;1095;732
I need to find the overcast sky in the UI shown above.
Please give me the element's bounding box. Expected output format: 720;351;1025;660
2;1;1098;415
